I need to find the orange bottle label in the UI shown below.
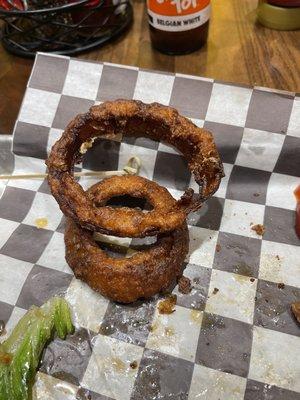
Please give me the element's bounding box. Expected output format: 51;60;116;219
147;0;210;32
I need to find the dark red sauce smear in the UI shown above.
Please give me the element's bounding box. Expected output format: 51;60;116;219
294;185;300;239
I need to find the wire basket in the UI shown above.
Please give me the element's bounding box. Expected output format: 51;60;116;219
0;0;133;57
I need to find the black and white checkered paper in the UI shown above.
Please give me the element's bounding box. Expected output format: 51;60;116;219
0;52;300;400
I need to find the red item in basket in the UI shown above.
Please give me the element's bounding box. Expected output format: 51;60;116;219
67;0;101;6
67;0;103;26
70;0;115;30
0;0;25;10
86;0;101;5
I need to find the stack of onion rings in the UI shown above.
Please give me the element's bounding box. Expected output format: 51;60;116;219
65;176;189;303
46;100;223;303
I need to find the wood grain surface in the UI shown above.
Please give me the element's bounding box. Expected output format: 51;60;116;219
0;0;299;134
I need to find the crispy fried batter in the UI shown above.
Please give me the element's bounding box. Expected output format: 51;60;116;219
178;276;192;294
291;302;300;324
64;177;189;303
47;100;223;237
87;175;186;237
251;224;265;236
65;219;188;303
157;294;177;314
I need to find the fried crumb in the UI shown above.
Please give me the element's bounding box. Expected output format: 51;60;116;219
158;294;177;314
291;302;300;323
251;224;265;236
212;287;219;295
130;361;138;369
216;243;221;252
278;283;285;289
250;278;255;283
35;217;48;229
178;276;192;294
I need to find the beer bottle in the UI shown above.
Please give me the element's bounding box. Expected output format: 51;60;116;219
147;0;211;54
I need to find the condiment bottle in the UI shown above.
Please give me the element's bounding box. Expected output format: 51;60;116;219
147;0;211;54
257;0;300;30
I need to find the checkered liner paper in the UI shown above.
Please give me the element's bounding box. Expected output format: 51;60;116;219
0;52;299;400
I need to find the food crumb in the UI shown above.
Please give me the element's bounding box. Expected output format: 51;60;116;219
212;287;219;295
158;294;177;314
206;342;210;346
278;283;285;289
251;224;265;236
291;302;300;323
130;361;138;369
253;193;260;197
216;244;221;252
276;255;280;260
35;217;48;229
178;276;192;294
250;278;255;283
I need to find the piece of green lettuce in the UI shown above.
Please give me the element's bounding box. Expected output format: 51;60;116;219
0;297;74;400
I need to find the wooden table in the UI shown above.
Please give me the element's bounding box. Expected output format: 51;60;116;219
0;0;299;134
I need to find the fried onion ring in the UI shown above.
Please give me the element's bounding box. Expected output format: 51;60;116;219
64;177;189;303
86;175;186;237
47;100;224;237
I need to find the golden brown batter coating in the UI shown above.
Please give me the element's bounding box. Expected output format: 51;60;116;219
47;100;223;238
64;177;189;303
86;175;186;237
65;218;188;303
